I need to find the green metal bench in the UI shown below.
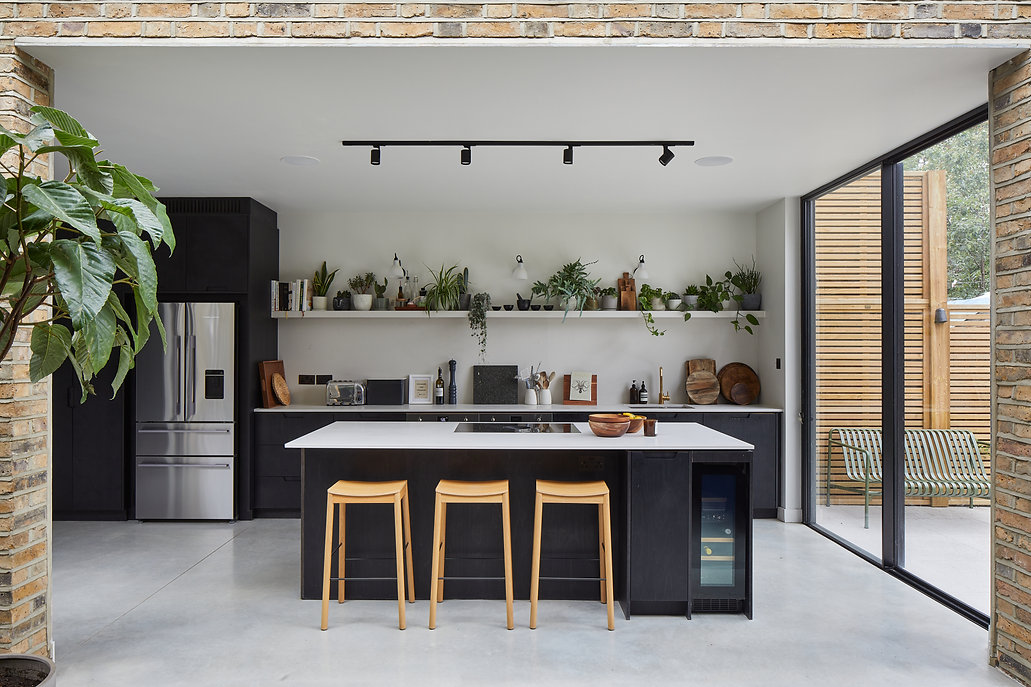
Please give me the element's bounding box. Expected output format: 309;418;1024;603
825;428;992;528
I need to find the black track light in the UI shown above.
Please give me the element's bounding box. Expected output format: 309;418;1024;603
658;145;674;167
370;145;381;166
563;145;573;165
461;145;471;166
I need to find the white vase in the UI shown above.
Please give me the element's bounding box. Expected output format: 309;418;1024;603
665;298;682;311
537;388;552;405
312;296;328;311
352;294;373;311
525;388;538;405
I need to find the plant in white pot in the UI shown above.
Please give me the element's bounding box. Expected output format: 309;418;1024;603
639;283;665;311
663;289;682;311
348;272;375;311
683;284;700;310
597;286;618;310
0;106;175;684
311;261;338;310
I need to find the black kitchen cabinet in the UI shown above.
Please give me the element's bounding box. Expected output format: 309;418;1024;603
702;413;779;518
628;451;690;613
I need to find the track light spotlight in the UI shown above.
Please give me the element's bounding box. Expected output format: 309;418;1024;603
563;145;573;165
658;145;674;167
461;145;471;166
370;145;381;166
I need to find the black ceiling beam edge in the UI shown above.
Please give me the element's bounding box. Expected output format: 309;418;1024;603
340;140;695;147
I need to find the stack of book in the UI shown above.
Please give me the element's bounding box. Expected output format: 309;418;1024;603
271;279;312;313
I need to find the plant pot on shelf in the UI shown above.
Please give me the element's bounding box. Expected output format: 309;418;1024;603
683;295;699;310
740;293;762;310
332;296;350;311
458;293;472;311
312;296;329;311
0;654;56;686
650;297;665;311
352;294;373;311
666;298;682;311
601;295;618;310
372;297;388;311
584;297;599;311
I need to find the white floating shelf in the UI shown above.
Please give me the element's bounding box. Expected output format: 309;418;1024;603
272;310;765;320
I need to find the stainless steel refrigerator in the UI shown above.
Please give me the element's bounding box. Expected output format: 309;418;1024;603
135;302;235;519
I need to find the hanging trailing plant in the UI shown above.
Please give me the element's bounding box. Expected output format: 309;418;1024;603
637;284;666;336
468;291;490;360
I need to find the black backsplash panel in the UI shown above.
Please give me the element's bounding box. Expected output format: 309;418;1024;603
472;365;520;404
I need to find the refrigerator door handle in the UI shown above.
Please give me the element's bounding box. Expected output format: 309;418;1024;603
189;334;197;418
175;334;182;417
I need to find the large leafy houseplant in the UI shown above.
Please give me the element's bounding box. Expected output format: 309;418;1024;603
0;107;174;400
530;258;600;320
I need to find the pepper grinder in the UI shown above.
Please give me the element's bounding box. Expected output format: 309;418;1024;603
448;359;457;405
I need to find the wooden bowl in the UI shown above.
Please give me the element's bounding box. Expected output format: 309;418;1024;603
589;413;630;424
626;417;644;433
588;419;629;438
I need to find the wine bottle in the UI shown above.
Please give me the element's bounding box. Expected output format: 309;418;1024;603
630;380;639;404
639;380;649;404
435;368;445;405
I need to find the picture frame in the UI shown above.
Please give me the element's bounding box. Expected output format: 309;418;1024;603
408;374;434;405
563;372;598;405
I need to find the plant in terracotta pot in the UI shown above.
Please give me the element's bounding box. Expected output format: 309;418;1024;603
333;290;351;311
468;291;490;360
597;286;618;310
425;264;461;312
730;257;762;311
372;277;389;310
348;272;375;311
311;261;338;310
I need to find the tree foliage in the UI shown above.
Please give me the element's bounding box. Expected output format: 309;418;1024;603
0;107;174;400
903;122;990;300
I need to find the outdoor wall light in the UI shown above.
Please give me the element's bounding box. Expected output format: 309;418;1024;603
633;254;649;280
658;145;675;167
563;146;574;165
934;307;948;324
461;145;472;166
512;255;528;280
370;145;381;166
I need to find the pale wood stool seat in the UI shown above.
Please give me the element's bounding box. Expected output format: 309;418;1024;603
321;479;415;631
429;479;514;630
530;479;615;631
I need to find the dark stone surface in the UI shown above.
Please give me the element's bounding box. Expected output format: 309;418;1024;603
472;365;520;404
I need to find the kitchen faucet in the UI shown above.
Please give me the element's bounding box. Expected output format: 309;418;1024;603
658;366;671;405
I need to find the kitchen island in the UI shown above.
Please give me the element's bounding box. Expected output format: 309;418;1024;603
287;421;754;617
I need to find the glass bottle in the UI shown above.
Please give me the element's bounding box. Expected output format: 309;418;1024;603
630;381;639;404
435;367;445;405
639;380;649;404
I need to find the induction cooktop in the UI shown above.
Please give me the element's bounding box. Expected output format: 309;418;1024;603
454;423;580;434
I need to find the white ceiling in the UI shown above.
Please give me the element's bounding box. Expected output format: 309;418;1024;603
25;43;1022;216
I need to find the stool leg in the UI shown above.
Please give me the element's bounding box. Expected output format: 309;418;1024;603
393;493;407;630
602;493;615;631
502;490;514;630
529;491;543;629
437;499;447;602
597;503;606;603
321;498;335;631
429;495;444;630
338;501;346;604
402;487;415;604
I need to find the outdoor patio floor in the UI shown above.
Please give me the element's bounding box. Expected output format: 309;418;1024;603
52;518;1009;686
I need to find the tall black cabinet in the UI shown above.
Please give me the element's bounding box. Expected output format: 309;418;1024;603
52;198;278;521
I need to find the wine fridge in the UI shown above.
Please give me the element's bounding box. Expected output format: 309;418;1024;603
690;462;752;618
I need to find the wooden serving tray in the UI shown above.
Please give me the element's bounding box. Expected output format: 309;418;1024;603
258;360;287;408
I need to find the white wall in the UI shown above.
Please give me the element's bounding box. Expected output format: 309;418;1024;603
277;209;766;406
756;198;802;523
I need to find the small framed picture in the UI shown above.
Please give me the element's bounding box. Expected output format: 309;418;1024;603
408;374;434;405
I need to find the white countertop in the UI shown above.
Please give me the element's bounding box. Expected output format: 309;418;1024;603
257;403;782;414
284;421;754;452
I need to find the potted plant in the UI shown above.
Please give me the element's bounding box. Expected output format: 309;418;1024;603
373;277;389;311
425;264;462;312
333;290;351;311
531;258;600;320
457;267;472;310
683;285;700;310
697;275;732;313
468;292;490;360
0;655;55;686
638;283;665;311
597;286;619;310
311;261;338;310
348;272;375;311
730;257;762;310
664;289;683;311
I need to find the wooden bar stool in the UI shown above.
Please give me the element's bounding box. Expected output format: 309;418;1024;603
530;479;615;631
429;479;514;630
320;479;415;631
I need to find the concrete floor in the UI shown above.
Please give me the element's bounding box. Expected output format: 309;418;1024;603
53;519;1011;686
815;504;991;614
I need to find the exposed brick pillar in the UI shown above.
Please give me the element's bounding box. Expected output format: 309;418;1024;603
991;48;1031;686
0;41;53;658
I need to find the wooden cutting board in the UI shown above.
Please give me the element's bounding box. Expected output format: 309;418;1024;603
686;371;719;404
717;362;760;405
687;358;716;375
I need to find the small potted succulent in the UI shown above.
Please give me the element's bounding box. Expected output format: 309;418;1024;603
683;285;700;310
333;290;351;311
638;283;665;311
597;286;619;310
372;277;389;311
348;272;376;311
730;258;762;310
664;289;682;312
311;261;338;310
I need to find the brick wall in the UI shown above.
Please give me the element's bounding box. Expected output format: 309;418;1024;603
992;48;1031;687
0;42;52;658
0;1;1029;40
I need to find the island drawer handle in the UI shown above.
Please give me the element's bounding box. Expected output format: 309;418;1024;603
138;463;231;469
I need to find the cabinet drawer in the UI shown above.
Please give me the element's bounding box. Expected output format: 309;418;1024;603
254;476;301;511
255;413;333;445
254;446;300;478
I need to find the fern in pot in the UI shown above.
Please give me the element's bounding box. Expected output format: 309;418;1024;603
531;258;600;320
348;272;375;311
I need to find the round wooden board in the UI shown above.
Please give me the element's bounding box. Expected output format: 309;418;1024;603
686;371;719;405
717;363;760;405
271;372;291;406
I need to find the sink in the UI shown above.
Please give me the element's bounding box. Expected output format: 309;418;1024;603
627;404;693;409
